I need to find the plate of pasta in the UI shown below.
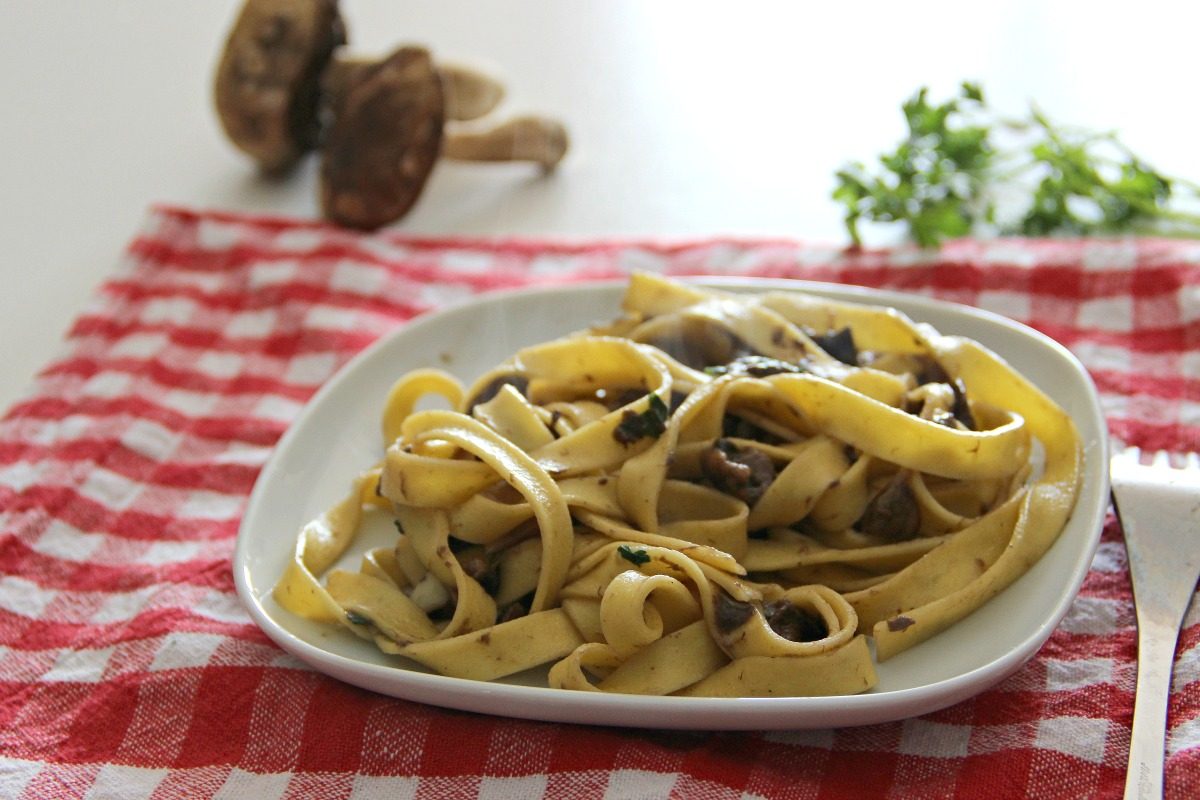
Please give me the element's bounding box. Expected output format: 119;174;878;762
234;274;1108;729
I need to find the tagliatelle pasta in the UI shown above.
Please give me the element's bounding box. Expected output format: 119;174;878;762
273;274;1083;697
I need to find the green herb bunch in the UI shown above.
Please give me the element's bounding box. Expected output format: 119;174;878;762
833;83;1200;247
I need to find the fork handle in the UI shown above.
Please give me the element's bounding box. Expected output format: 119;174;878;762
1124;612;1183;800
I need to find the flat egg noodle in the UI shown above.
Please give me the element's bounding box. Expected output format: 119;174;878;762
745;436;850;530
676;634;877;698
391;410;574;614
548;622;730;695
549;543;872;695
472;384;556;452
325;568;439;644
843;493;1025;631
273;476;368;624
768;373;1029;481
382;368;464;447
274;274;1080;695
742;528;950;574
759;291;934;355
860;336;1082;659
520;337;673;475
391;505;498;638
397;608;585;682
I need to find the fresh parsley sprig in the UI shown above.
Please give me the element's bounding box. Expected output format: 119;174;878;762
833;83;1200;247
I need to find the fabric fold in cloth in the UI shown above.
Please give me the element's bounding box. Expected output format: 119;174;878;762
1;205;1197;799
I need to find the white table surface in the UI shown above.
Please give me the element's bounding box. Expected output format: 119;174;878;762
2;0;1198;413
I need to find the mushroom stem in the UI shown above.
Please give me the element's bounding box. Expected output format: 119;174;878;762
438;63;506;121
443;116;569;171
324;55;505;121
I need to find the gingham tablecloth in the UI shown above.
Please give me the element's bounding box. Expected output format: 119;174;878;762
1;206;1198;800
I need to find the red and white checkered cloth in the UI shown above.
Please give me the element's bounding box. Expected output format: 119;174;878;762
1;206;1198;799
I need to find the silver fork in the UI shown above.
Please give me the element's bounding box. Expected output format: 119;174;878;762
1110;447;1200;800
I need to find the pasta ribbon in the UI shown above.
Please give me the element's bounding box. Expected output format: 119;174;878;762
382;368;464;447
768;373;1030;481
273;476;368;624
274;275;1082;698
393;411;574;614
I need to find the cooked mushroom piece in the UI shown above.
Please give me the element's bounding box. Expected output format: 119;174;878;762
762;599;827;642
700;438;777;504
214;0;346;173
320;45;569;229
856;471;921;541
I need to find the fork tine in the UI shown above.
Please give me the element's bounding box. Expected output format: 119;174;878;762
1114;446;1200;473
1110;444;1138;465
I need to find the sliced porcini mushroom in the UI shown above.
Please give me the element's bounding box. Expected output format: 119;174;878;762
320;46;445;230
214;0;346;173
856;470;921;541
321;46;570;229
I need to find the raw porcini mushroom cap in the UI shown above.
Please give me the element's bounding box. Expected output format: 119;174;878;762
214;0;345;173
321;50;568;231
321;47;569;230
320;46;445;230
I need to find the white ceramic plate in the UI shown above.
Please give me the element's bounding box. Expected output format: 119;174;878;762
234;278;1109;730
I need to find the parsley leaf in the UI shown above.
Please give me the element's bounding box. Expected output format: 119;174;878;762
613;392;669;444
617;545;651;566
834;83;993;248
833;83;1200;247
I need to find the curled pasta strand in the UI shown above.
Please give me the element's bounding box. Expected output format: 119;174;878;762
394;410;575;613
711;584;858;660
394;506;498;640
382;368;464;447
274;274;1082;696
599;571;701;657
768;373;1030;481
865;335;1082;660
547;642;624;691
273;475;369;624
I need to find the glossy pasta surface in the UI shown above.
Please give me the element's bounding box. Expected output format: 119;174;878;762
273;275;1082;697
